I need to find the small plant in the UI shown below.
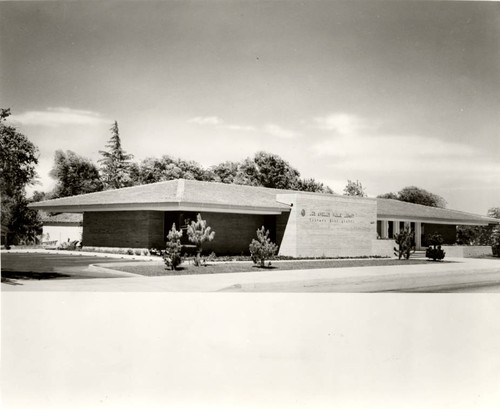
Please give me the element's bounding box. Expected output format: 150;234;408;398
164;223;183;270
249;226;279;267
393;226;415;260
425;233;446;261
187;213;215;266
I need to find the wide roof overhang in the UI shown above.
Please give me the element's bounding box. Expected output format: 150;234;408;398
28;179;499;226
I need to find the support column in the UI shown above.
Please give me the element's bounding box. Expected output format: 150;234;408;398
381;220;389;238
415;222;422;250
393;220;400;235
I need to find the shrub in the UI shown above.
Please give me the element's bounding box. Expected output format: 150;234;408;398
393;226;414;260
249;226;278;267
425;233;445;261
164;223;183;270
491;227;500;257
187;213;215;267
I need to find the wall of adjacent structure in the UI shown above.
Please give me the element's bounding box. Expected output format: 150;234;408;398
42;225;82;245
83;211;164;248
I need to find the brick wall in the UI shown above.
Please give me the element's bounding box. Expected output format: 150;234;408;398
83;210;289;254
200;212;266;255
83;211;164;248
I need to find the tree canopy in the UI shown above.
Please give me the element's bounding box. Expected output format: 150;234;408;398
0;108;42;244
377;186;447;208
98;121;134;189
129;155;208;185
0;108;39;197
343;180;367;197
49;150;103;198
127;151;334;193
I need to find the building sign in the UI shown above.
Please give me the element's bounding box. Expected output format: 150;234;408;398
302;209;356;224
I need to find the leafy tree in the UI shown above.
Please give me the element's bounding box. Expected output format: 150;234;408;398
251;151;300;189
211;161;240;184
377;186;447;208
187;213;215;266
0;108;38;197
98;121;134;189
0;108;41;245
488;208;500;220
343;179;366;197
396;186;446;208
6;195;43;245
457;207;500;252
377;192;398;200
49;150;103;198
129;156;207;185
232;157;262;186
249;226;279;267
296;178;334;193
163;223;183;270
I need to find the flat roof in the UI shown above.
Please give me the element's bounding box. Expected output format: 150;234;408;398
29;179;499;225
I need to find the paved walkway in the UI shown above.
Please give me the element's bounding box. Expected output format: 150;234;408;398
2;253;500;292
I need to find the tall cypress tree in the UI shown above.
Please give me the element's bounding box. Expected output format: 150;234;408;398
98;121;134;189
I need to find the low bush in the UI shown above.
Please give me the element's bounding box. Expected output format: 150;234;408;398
425;233;446;261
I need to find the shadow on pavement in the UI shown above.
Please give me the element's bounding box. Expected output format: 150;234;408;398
2;271;71;283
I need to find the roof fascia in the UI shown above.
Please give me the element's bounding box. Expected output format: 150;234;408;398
377;216;495;226
31;201;291;215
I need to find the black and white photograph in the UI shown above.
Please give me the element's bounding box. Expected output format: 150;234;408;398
1;1;500;408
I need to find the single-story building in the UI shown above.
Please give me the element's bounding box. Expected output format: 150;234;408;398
29;179;499;257
40;212;83;247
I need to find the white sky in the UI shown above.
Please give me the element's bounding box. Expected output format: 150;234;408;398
1;1;499;214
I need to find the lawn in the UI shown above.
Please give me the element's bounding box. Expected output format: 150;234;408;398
111;258;440;277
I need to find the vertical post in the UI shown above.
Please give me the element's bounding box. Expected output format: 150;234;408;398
381;220;389;239
415;222;422;250
393;220;400;235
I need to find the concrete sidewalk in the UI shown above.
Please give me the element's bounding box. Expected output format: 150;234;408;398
2;256;500;292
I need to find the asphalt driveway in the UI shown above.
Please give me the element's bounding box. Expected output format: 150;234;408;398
1;252;138;285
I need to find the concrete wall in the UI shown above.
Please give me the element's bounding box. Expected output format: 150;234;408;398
371;239;396;258
277;193;378;257
442;245;492;258
83;211;164;248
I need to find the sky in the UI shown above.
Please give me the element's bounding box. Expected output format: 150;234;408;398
1;0;499;214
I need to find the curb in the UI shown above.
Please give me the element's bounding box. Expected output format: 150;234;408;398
2;248;160;262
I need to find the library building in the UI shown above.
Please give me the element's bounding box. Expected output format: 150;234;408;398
29;179;499;258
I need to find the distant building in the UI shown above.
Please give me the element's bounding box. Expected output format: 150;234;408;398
41;212;83;246
29;179;499;257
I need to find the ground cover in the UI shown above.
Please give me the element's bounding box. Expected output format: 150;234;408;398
111;258;441;277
